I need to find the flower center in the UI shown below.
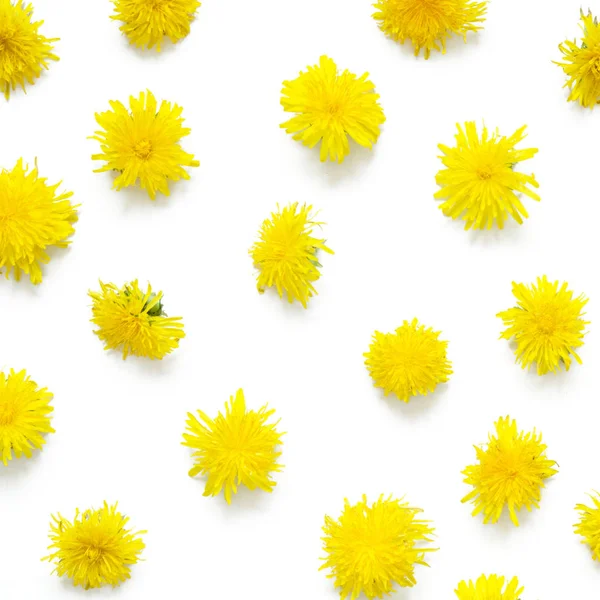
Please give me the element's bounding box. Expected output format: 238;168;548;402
592;57;600;79
0;32;12;53
536;314;557;335
328;103;341;115
0;402;16;426
133;139;153;160
84;546;104;563
477;167;493;180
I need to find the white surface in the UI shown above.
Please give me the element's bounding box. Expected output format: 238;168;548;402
1;0;600;598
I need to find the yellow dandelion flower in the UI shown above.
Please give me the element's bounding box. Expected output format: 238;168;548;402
462;416;557;526
497;276;588;376
455;574;524;600
574;491;600;560
557;11;600;108
89;279;185;360
0;369;53;466
321;495;436;600
0;158;77;284
182;388;284;504
91;90;199;200
364;318;452;402
435;122;540;230
373;0;487;59
281;55;385;163
250;202;333;308
112;0;201;51
0;0;58;99
43;502;145;589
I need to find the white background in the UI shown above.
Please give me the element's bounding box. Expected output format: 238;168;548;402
1;0;600;598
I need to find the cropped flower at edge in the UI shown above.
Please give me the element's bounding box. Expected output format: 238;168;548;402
0;369;54;466
498;276;588;375
436;122;540;230
43;502;146;589
364;319;452;402
574;491;600;561
462;416;558;526
373;0;487;59
0;0;59;99
112;0;201;51
455;574;524;600
91;90;199;200
321;495;436;600
281;55;385;163
89;280;185;360
250;203;333;308
182;389;284;504
557;10;600;108
0;158;77;284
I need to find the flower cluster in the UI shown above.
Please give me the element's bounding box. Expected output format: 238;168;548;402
462;416;558;526
91;90;199;200
373;0;487;59
0;0;58;99
321;495;435;599
89;279;185;360
0;159;77;284
0;369;54;466
281;56;385;163
364;319;452;402
182;389;284;504
44;502;146;589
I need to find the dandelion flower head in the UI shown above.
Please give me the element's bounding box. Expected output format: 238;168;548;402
89;279;185;360
462;416;557;526
498;275;588;375
91;90;199;199
321;495;436;600
112;0;201;51
455;574;524;600
373;0;487;59
250;202;333;308
0;0;58;99
435;122;539;230
574;491;600;560
0;369;54;466
44;502;145;589
557;10;600;108
182;389;284;504
0;158;77;284
281;55;385;163
364;318;452;402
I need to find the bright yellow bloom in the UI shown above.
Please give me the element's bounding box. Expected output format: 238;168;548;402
91;90;199;200
89;280;185;360
250;203;333;308
435;122;539;230
44;502;145;589
462;416;557;526
557;11;600;108
182;389;283;504
321;495;436;600
574;491;600;560
498;276;588;375
455;575;524;600
373;0;486;59
0;369;53;466
364;318;452;402
281;56;385;163
112;0;201;51
0;0;58;99
0;158;77;284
